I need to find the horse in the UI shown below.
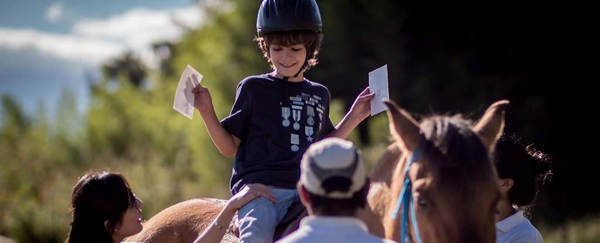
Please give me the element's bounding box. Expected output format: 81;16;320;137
127;100;508;243
367;100;508;243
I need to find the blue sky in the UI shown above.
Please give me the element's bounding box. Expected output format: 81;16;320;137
0;0;224;121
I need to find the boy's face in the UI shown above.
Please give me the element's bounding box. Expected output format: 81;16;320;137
269;43;307;79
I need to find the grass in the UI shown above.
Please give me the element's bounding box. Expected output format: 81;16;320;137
539;214;600;243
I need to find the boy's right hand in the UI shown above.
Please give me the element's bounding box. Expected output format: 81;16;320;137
192;83;214;114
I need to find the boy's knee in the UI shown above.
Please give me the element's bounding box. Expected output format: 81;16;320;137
238;198;279;243
238;215;276;243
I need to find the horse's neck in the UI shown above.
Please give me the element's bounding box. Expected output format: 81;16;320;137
359;143;403;238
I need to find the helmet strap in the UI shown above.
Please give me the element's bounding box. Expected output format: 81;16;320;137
293;53;311;78
293;65;304;78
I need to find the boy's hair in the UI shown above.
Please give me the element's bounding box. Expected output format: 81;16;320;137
255;30;322;73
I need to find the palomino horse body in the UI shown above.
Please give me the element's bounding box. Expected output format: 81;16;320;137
128;100;508;243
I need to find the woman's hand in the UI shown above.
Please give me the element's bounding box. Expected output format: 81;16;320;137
227;183;276;210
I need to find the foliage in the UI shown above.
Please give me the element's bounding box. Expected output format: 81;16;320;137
539;215;600;243
1;1;341;241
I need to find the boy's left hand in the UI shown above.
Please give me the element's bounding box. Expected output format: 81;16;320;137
349;87;375;122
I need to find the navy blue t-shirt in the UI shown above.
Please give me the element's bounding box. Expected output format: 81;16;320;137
221;74;335;194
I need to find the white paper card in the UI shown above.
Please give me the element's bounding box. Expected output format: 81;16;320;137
173;65;203;119
369;64;389;116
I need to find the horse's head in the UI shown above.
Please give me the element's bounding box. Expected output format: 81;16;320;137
384;100;508;243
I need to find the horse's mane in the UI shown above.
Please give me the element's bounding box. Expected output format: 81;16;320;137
369;113;497;191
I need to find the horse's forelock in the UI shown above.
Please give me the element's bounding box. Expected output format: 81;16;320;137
418;115;497;189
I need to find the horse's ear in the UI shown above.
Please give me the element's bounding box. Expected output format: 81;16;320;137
384;99;421;152
473;100;510;151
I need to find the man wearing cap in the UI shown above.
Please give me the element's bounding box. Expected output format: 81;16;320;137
277;138;395;243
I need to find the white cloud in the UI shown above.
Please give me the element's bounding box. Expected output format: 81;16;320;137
0;1;232;68
74;7;202;45
72;6;204;67
0;28;125;65
46;2;64;23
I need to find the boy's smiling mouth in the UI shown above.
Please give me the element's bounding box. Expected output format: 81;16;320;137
280;63;296;68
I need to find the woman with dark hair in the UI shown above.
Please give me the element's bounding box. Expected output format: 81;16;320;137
494;135;552;243
66;171;274;243
66;171;142;243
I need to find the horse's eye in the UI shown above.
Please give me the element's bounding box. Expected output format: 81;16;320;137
415;195;428;207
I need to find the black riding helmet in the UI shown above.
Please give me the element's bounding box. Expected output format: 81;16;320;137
256;0;322;36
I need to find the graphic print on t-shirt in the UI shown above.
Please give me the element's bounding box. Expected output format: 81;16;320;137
307;105;315;126
292;106;302;130
291;133;300;152
281;93;325;152
281;107;291;127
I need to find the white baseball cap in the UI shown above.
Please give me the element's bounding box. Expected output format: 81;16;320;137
300;138;367;199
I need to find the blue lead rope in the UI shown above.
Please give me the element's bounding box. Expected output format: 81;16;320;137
391;149;423;243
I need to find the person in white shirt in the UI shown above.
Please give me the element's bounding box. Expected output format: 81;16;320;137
276;138;395;243
494;135;552;243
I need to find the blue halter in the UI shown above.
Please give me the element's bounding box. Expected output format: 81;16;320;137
390;149;423;243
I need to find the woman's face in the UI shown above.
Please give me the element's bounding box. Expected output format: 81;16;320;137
114;195;143;239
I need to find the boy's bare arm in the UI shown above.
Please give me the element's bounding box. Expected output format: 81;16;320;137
200;109;241;157
329;114;361;139
327;87;375;139
193;84;241;157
